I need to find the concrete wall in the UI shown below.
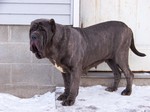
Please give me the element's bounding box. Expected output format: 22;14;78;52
0;0;79;98
0;25;57;97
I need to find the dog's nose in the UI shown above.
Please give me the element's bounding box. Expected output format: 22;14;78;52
31;35;37;40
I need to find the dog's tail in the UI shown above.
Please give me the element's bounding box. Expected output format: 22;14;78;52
130;34;146;57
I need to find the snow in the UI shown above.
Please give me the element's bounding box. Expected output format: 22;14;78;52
0;85;150;112
0;92;55;112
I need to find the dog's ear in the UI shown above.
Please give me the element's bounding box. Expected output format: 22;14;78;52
49;19;56;33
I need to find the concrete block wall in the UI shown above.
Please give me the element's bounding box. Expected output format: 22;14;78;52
0;25;56;98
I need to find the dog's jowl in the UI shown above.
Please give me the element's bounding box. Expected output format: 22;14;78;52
29;19;146;106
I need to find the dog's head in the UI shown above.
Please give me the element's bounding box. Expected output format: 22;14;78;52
29;19;56;59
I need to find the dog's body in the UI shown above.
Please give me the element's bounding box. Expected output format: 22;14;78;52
29;19;146;106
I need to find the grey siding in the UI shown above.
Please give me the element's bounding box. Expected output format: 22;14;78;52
0;0;72;25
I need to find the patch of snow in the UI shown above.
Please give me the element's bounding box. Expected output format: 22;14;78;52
144;73;150;75
56;85;150;112
0;92;55;112
0;85;150;112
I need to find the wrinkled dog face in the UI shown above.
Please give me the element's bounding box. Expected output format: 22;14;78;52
29;19;55;59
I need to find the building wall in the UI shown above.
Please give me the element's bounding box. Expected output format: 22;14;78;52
0;25;58;97
0;0;72;25
0;0;149;97
0;0;74;97
80;0;150;71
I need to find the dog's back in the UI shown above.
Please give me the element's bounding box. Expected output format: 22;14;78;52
75;21;129;70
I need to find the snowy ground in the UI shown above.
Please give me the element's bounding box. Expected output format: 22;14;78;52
0;85;150;112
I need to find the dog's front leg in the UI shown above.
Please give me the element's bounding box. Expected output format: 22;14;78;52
57;73;71;101
62;68;81;106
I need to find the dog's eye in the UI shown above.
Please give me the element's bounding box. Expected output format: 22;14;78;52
31;24;38;31
30;27;36;32
38;26;44;30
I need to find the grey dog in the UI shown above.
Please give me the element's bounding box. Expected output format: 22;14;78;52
29;19;146;106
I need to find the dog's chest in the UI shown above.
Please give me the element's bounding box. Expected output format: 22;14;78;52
53;60;65;73
54;63;64;73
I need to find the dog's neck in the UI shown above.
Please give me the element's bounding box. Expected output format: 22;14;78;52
45;24;69;65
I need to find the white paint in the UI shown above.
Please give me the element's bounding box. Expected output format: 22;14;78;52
72;0;80;27
81;0;150;71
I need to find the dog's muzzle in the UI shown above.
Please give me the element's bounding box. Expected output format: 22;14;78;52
30;33;44;59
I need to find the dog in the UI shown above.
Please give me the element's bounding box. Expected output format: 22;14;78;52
29;19;146;106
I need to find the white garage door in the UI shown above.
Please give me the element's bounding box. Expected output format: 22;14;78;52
81;0;150;71
0;0;79;25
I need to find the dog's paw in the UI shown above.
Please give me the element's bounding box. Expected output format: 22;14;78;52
121;89;131;95
62;98;75;106
57;94;68;101
105;87;117;92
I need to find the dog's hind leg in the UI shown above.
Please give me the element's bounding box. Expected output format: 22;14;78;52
116;52;134;95
105;59;121;92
